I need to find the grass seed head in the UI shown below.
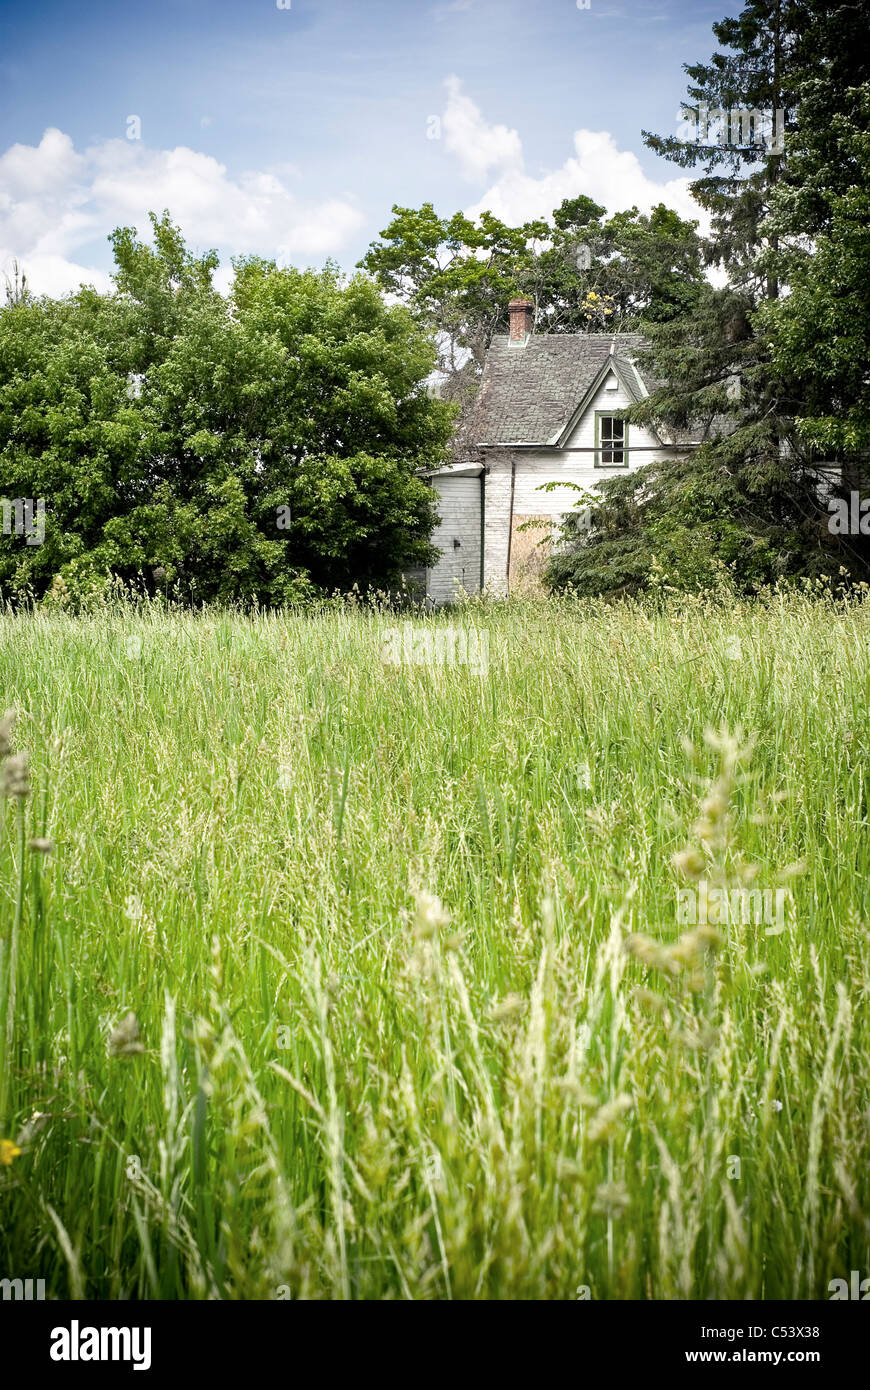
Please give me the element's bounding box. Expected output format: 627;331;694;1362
2;751;30;799
592;1180;631;1218
588;1094;633;1144
0;708;16;757
412;889;450;940
108;1012;145;1058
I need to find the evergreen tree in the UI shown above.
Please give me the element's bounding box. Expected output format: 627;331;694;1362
549;0;870;596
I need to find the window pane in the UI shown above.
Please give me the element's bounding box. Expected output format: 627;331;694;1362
600;416;624;465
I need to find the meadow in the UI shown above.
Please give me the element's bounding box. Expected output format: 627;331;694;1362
0;588;868;1300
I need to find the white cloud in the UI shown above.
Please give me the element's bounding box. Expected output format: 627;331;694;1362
441;80;708;234
0;127;365;297
0;127;85;198
441;75;523;182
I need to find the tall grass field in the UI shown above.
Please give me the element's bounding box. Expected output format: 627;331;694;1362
1;590;868;1300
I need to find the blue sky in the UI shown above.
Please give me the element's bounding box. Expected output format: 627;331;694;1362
0;0;728;295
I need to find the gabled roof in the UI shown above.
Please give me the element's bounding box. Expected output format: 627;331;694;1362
465;332;700;449
552;352;653;447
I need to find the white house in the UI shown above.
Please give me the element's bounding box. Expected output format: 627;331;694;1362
414;297;705;601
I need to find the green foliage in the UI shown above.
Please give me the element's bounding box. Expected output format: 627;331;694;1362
760;87;870;459
553;0;870;597
359;198;706;380
546;451;848;596
0;213;453;605
641;0;802;295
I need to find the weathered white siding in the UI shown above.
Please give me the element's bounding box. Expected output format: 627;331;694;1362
428;370;695;598
482;454;513;596
426;473;482;603
512;374;673;519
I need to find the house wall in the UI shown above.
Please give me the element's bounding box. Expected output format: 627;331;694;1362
433;374;694;598
426;473;482;603
505;374;686;591
482;452;513;595
512;374;671;517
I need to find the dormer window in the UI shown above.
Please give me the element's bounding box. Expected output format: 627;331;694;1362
596;412;627;466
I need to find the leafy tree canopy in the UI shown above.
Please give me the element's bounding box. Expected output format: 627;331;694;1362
0;213;453;605
359;197;706;396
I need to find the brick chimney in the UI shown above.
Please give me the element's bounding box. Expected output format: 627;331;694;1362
508;297;534;343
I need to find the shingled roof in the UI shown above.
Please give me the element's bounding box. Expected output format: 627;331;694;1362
464;332;698;450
